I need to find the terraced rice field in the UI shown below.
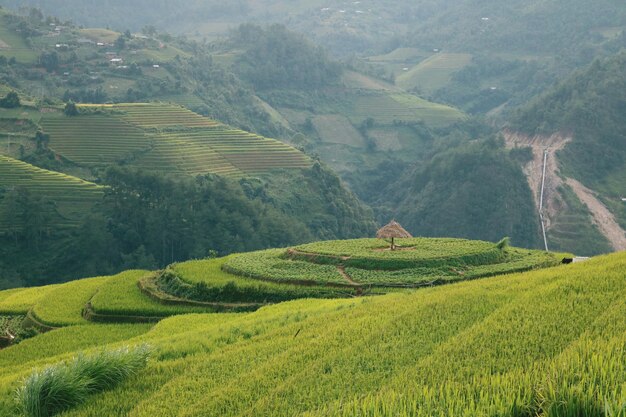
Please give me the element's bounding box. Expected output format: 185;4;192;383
170;257;344;303
223;238;562;288
0;251;622;417
0;156;104;231
89;270;216;319
41;114;151;165
115;103;219;129
41;104;311;176
350;92;466;127
396;53;473;94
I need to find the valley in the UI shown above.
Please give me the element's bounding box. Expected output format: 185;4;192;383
0;1;624;416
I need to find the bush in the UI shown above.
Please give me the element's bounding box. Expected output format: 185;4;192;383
16;345;150;417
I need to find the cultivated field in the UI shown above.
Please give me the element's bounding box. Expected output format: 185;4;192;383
349;92;466;127
312;115;365;147
0;250;622;416
396;53;473;94
41;113;151;165
0;156;104;231
40;104;311;176
224;238;562;288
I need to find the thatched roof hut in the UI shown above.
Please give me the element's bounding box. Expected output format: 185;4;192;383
376;220;412;250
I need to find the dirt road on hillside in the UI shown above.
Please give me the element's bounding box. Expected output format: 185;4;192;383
503;130;571;228
503;130;626;251
566;178;626;251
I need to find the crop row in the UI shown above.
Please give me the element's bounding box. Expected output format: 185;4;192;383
346;249;560;286
41;115;151;165
0;156;103;230
113;104;219;129
293;238;508;270
40;104;310;174
168;257;351;303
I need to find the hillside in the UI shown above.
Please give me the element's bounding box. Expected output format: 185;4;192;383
509;52;626;254
0;242;623;416
0;102;374;288
39;103;311;176
0;155;103;232
4;0;624;117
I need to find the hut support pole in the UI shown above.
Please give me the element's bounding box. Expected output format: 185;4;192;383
391;237;395;250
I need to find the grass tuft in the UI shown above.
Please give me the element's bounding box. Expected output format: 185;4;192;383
15;345;150;417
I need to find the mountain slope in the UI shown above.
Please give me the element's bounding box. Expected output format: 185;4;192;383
0;250;623;416
40;103;311;176
509;52;626;254
0;155;103;231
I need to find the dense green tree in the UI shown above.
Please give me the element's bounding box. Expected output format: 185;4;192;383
231;24;342;90
0;91;20;108
38;51;59;73
64;101;79;116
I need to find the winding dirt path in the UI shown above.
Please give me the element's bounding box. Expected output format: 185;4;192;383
566;178;626;251
337;265;359;286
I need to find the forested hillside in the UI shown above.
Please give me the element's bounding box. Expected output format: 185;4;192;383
392;138;540;248
0;1;623;288
0;11;376;288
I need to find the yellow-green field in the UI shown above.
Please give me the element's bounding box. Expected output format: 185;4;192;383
0;156;104;231
0;250;623;416
396;53;473;94
40;104;311;176
349;92;467;127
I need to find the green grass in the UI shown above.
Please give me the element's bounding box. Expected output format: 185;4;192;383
0;324;151;375
548;185;614;256
396;53;473;94
312;115;364;147
78;29;119;43
89;270;215;318
157;94;207;109
31;277;111;327
16;345;150;417
368;48;428;63
0;107;44;123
